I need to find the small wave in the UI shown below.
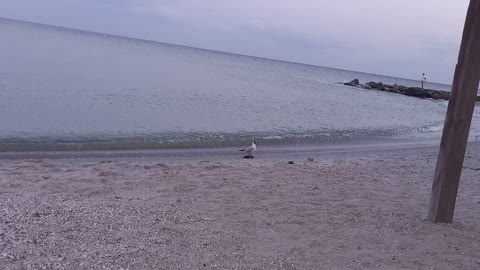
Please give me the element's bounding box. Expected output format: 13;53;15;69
0;126;441;152
260;135;283;140
418;124;444;133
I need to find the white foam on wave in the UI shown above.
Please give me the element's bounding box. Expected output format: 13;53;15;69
418;124;444;133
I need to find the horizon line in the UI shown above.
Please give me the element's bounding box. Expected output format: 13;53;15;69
0;16;451;86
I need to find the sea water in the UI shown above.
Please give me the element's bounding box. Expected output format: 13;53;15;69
0;18;476;151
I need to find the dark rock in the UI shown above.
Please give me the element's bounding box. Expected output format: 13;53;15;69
384;87;395;93
367;81;378;89
404;87;416;96
405;87;426;98
345;80;474;101
344;79;360;86
288;161;294;164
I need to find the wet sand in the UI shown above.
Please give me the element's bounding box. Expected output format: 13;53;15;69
1;142;480;269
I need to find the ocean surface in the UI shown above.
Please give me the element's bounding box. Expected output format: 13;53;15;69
1;18;478;151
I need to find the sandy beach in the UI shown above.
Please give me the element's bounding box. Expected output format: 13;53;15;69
1;142;480;270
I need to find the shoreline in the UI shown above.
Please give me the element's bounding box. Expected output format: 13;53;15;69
0;136;450;161
1;139;479;269
0;126;444;153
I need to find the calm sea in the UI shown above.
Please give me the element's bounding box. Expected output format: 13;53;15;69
0;18;478;151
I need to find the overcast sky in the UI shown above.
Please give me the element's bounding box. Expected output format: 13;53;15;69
0;0;470;84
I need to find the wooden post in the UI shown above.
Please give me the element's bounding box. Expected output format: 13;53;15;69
427;0;480;223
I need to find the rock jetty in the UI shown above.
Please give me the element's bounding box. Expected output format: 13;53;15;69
343;79;480;101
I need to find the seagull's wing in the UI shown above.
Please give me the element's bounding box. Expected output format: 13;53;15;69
244;145;255;154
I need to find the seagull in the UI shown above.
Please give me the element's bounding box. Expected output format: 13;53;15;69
240;140;257;158
475;131;479;141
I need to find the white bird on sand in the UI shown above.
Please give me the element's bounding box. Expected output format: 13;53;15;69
475;131;479;141
240;140;257;158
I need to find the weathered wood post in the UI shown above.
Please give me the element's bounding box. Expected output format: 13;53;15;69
427;0;480;223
